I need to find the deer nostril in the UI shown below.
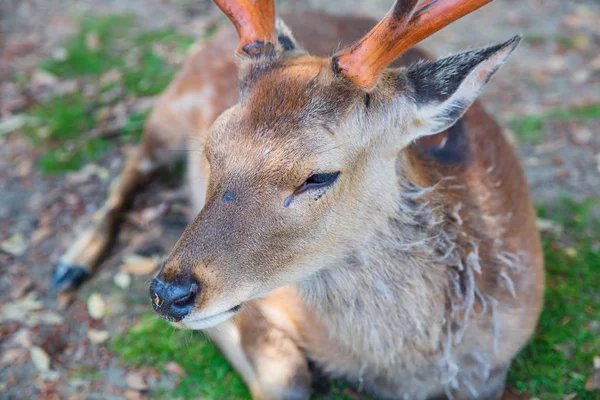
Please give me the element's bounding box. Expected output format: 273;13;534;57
172;282;199;309
150;278;200;321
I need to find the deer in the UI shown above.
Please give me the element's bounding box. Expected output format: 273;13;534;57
52;0;545;398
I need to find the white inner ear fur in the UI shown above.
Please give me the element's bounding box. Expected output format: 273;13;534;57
409;42;517;141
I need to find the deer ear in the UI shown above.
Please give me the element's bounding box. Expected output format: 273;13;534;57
275;18;305;56
405;35;521;139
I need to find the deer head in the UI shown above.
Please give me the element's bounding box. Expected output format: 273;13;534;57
150;0;521;329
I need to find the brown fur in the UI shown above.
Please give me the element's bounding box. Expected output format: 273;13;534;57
58;10;543;400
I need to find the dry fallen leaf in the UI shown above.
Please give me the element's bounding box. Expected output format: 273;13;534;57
587;357;600;391
55;79;78;96
35;126;50;139
121;254;158;276
31;69;58;87
569;126;592;146
87;293;106;320
0;348;27;365
125;390;144;400
125;372;149;391
39;370;60;382
0;114;28;136
66;164;111;185
114;271;132;289
87;329;110;344
0;293;64;326
587;370;600;391
564;247;578;258
165;361;185;376
86;32;100;51
30;346;50;372
51;47;67;61
27;310;64;325
100;68;123;85
0;293;42;323
15;156;33;177
536;218;563;235
11;329;32;348
0;232;27;256
572;69;590;84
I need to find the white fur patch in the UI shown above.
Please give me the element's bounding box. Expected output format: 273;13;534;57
170;87;216;120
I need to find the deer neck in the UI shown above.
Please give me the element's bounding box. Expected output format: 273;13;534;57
299;154;465;366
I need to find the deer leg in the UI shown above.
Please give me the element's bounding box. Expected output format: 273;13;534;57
52;117;187;291
206;303;311;400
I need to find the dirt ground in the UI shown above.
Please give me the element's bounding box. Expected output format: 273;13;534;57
1;0;599;399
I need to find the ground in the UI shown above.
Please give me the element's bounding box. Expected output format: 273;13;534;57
0;0;599;399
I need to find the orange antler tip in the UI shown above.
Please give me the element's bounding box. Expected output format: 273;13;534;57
334;0;495;89
213;0;276;56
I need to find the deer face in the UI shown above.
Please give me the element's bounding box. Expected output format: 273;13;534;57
151;58;376;328
150;0;519;329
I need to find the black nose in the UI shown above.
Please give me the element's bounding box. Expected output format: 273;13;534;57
149;278;200;321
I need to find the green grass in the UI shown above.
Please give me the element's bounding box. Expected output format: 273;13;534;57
70;368;103;381
509;103;600;144
41;14;134;77
26;93;93;142
37;138;108;174
24;93;108;173
111;314;363;399
508;199;600;399
122;51;175;96
523;34;546;46
134;28;196;54
121;110;150;141
24;14;198;173
111;314;250;399
523;34;589;51
41;14;198;95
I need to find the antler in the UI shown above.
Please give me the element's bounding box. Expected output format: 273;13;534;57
333;0;494;89
213;0;276;56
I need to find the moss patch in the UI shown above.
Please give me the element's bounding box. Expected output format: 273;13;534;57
25;14;198;173
111;313;370;399
509;103;600;144
508;199;600;399
111;314;251;399
24;93;107;174
40;14;134;77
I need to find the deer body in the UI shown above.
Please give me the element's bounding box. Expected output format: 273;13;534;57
54;3;544;399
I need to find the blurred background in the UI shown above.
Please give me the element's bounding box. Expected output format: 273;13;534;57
1;0;599;399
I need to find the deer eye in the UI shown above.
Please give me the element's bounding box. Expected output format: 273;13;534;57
295;172;340;195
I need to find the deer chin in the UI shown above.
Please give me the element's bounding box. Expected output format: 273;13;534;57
179;303;243;330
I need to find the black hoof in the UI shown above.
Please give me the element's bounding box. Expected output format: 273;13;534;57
52;263;90;291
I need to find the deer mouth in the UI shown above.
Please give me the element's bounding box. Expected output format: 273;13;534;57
180;303;244;330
